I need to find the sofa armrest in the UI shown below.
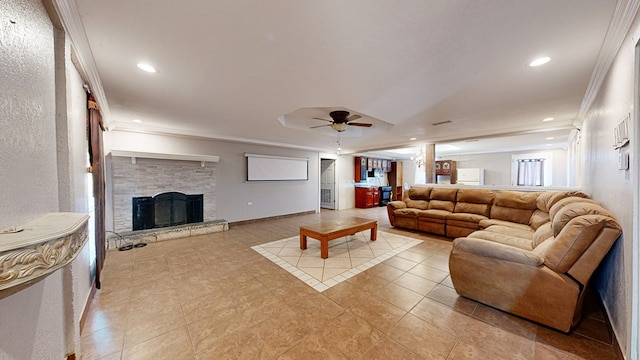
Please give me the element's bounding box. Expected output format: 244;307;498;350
452;237;544;267
386;201;406;227
387;201;406;210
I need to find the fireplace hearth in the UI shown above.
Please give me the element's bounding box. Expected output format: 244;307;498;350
132;192;203;231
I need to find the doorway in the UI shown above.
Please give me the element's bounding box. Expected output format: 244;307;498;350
320;158;336;209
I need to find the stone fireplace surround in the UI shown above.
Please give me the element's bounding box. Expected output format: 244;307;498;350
109;152;219;234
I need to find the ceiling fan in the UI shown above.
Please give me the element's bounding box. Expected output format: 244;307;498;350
311;110;373;132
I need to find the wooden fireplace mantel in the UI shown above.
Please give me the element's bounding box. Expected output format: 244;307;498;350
0;212;89;299
110;150;220;166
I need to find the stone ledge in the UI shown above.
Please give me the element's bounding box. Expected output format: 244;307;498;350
107;220;229;250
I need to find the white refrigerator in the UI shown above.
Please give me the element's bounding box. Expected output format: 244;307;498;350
456;168;484;185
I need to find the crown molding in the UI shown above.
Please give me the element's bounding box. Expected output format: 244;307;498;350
52;0;112;129
576;0;640;125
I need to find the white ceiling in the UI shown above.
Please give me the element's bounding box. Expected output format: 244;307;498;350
71;0;617;157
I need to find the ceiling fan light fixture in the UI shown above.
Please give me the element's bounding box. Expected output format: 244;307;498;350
331;123;348;132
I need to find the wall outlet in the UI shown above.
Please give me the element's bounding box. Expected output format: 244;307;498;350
247;202;253;206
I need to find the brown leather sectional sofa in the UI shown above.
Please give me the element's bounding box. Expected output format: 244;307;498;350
386;186;622;332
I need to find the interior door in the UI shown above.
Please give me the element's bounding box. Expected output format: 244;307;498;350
320;159;336;209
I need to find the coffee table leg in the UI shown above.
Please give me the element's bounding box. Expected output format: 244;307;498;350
320;239;328;259
300;233;307;250
370;223;377;241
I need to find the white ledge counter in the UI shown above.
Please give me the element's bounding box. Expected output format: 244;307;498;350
0;212;90;298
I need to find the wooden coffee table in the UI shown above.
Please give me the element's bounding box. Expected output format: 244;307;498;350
299;217;377;259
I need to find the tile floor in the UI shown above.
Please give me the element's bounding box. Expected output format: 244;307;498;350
252;230;423;292
81;206;619;359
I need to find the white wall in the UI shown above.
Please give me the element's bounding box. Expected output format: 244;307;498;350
62;32;94;357
578;11;639;357
337;154;356;209
109;131;320;223
0;1;93;358
440;148;568;187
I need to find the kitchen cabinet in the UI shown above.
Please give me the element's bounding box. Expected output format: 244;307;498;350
355;187;379;208
435;160;457;184
389;161;403;201
356;157;392;180
355;157;368;182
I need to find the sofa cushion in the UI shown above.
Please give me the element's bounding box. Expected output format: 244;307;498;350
537;191;591;213
430;187;458;201
394;208;422;217
453;188;493;217
490;190;538;225
541;215;620;273
467;230;534;250
529;209;551;230
406;187;431;201
482;225;534;240
429;200;455;212
418;209;450;220
454;202;491;216
552;202;615;237
452;237;544;266
533;222;553;248
535;191;559;213
479;219;533;232
405;199;429;210
456;188;494;203
549;197;598;223
447;212;489;224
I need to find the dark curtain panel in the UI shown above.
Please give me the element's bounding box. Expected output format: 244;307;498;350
88;94;106;289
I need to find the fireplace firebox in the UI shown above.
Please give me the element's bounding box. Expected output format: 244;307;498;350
132;192;203;231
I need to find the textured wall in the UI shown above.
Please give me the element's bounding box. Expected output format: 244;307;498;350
0;1;93;359
0;0;59;228
579;14;638;357
110;156;216;233
0;1;65;358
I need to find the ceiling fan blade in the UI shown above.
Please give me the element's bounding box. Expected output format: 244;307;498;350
345;114;362;122
310;124;331;129
312;117;333;123
348;122;373;127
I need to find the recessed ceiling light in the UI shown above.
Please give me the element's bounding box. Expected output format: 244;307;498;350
337;147;342;151
529;57;551;67
132;119;143;123
546;143;553;146
542;117;555;122
546;137;554;140
137;63;157;73
410;137;417;141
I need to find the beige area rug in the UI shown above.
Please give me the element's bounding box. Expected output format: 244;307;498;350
251;230;422;292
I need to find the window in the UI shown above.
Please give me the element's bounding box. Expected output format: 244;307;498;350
516;159;544;186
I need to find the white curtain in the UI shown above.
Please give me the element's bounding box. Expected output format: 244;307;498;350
517;159;544;186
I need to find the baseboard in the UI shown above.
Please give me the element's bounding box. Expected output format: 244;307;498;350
613;333;624;360
598;290;625;360
228;210;316;227
79;279;97;335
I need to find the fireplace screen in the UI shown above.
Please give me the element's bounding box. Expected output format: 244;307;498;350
132;192;203;231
